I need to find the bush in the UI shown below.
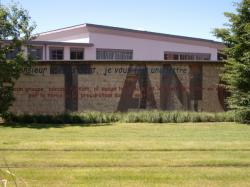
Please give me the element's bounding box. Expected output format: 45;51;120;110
3;111;237;124
235;109;250;124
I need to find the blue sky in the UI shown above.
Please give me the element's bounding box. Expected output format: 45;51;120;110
2;0;238;41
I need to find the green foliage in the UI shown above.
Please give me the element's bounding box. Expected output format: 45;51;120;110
4;111;236;124
122;111;235;123
0;3;36;116
213;0;250;123
235;109;250;124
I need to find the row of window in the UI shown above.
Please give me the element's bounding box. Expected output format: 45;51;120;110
164;52;211;61
28;47;134;60
28;46;85;60
6;46;212;61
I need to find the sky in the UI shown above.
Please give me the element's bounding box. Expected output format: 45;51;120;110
1;0;238;41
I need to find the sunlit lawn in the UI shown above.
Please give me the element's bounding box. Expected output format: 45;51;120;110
0;123;250;186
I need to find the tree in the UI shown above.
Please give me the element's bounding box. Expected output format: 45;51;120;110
213;0;250;123
0;3;36;116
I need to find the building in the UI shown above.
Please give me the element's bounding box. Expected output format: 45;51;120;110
4;24;226;114
24;23;224;61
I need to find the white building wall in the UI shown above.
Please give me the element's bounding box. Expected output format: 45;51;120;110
88;32;218;60
37;27;90;43
36;27;91;60
51;33;90;43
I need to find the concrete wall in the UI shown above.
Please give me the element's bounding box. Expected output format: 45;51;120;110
10;61;225;114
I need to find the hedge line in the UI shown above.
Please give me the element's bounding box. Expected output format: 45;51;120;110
2;111;237;124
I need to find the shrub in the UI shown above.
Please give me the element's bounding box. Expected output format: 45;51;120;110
3;111;237;124
235;109;250;124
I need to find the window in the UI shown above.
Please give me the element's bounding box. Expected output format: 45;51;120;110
173;54;179;60
49;47;64;60
28;46;43;60
6;47;20;59
70;48;84;60
164;52;211;61
180;54;195;60
96;48;133;60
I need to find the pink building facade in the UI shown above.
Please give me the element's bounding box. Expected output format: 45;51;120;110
30;23;223;61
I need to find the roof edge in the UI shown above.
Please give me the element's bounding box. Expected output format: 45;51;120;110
36;23;223;45
1;40;94;47
37;23;87;35
85;23;223;45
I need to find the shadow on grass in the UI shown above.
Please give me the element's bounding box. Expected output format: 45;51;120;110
0;123;114;129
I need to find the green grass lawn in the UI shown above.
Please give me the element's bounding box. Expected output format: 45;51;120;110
0;122;250;186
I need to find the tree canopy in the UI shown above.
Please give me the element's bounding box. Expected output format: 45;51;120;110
213;0;250;123
0;3;36;115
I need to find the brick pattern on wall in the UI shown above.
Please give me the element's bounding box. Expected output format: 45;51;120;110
10;62;226;114
10;65;65;114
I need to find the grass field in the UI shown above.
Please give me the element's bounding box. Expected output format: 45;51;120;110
0;122;250;186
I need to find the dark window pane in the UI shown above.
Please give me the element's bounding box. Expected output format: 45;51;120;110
70;48;84;60
6;47;20;59
28;46;43;60
173;54;179;60
96;49;133;60
50;48;64;60
164;53;168;60
164;52;211;61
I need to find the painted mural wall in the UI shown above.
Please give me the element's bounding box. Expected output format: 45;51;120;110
10;61;225;114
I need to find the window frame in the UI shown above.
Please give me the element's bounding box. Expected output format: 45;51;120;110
5;46;21;60
164;51;211;61
96;48;133;60
70;48;84;60
28;45;43;60
49;47;64;60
